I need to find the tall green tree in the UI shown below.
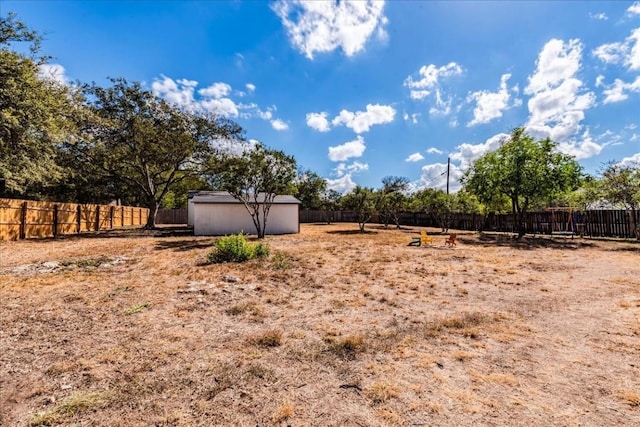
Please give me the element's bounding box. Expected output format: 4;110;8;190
74;78;243;227
293;169;327;210
320;189;342;224
341;186;376;232
216;144;297;238
600;162;640;237
0;13;78;197
462;127;581;238
377;176;409;228
411;188;453;232
160;174;212;209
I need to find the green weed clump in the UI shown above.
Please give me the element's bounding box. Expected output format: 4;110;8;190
207;233;270;263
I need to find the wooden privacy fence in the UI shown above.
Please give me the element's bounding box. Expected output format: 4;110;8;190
300;209;640;239
156;208;188;224
0;198;149;241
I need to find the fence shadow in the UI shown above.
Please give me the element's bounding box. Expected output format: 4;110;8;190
459;233;596;250
41;226;194;241
155;238;216;252
325;229;379;235
603;243;640;252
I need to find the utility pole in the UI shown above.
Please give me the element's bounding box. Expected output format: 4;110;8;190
446;157;450;195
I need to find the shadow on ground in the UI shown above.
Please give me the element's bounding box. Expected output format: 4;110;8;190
154;238;216;252
460;233;596;250
39;226;195;242
325;229;379;235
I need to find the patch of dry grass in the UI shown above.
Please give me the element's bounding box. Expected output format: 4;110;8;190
31;391;113;426
618;390;640;407
324;334;367;360
250;329;283;347
366;382;400;404
1;224;639;426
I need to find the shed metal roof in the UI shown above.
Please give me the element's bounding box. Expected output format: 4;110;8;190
191;191;300;205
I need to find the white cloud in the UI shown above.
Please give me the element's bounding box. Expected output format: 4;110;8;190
589;12;608;20
271;119;289;131
152;75;281;123
198;82;231;98
200;97;240;117
327;160;368;193
595;74;605;87
428;90;454;115
426;147;443;155
405;152;424;162
152;75;197;109
602;76;640;104
306;112;331;132
326;174;357;193
405;62;463;116
618;152;640;167
629;28;640;70
334;161;369;177
331;104;396;133
525;39;595;143
413;162;464;193
254;106;274;120
405;62;463;91
38;63;69;85
403;112;420;123
450;133;509;169
211;137;256;157
246;83;256;92
467;73;513;126
526;39;582;94
593;42;625;64
628;2;640;15
272;0;388;59
410;90;430;100
593;28;640;71
328;135;366;161
556;131;604;160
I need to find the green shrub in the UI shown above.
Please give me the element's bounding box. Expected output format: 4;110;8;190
254;242;270;258
207;233;270;263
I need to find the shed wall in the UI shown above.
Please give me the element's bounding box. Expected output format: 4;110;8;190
193;203;298;236
187;199;194;226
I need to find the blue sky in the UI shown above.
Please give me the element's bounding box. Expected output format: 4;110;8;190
5;1;640;192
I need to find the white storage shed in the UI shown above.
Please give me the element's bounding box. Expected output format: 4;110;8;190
190;191;301;236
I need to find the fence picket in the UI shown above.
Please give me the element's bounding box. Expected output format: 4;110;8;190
295;209;638;238
0;198;149;240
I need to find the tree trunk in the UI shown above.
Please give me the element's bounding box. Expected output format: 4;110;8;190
516;199;529;240
145;198;159;229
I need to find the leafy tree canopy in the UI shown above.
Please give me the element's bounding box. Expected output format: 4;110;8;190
73;78;243;227
462;127;581;238
294;169;327;210
341;186;376;232
216;143;297;238
0;13;78;197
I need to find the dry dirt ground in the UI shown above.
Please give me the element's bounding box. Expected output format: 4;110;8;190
1;224;639;426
